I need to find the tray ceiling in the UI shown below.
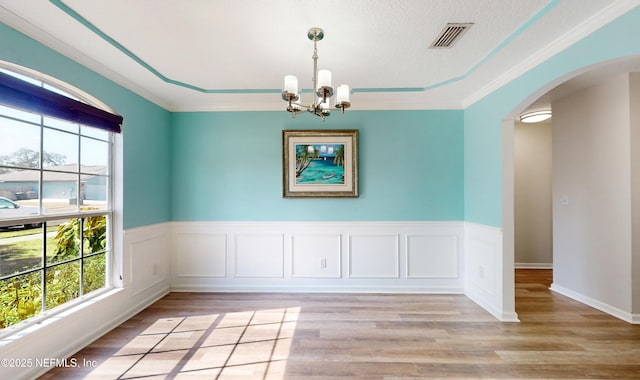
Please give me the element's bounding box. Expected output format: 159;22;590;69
0;0;636;111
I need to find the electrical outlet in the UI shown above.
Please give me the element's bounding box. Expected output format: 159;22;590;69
320;258;327;269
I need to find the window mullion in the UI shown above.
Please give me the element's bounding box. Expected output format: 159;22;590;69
106;133;114;288
41;221;47;313
40;113;46;313
39;114;44;213
77;129;81;212
79;218;84;297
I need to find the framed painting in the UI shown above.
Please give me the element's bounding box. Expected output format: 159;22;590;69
282;129;358;198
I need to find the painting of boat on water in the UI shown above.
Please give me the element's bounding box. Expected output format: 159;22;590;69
282;129;358;198
295;144;345;185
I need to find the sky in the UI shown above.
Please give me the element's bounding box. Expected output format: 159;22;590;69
0;68;109;168
0;106;108;168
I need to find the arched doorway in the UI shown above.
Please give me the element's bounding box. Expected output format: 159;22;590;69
503;56;640;321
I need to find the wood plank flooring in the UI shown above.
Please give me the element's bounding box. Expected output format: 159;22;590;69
40;270;640;379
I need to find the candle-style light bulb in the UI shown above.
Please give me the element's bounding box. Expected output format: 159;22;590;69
284;75;298;95
317;70;332;90
336;84;350;103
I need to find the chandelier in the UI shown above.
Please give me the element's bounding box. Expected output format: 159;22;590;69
281;27;351;121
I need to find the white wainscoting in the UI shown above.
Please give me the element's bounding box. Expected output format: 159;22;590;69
171;221;465;293
235;233;284;278
464;222;518;322
291;234;341;278
349;234;400;278
128;225;171;295
174;232;227;277
407;234;459;278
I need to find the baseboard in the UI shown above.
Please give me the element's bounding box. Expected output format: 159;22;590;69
550;283;637;324
515;262;553;269
171;284;464;294
464;288;520;322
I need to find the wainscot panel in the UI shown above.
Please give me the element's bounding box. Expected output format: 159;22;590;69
407;234;459;278
349;234;400;278
175;233;227;277
170;221;465;293
125;223;172;298
235;233;285;278
464;222;517;321
130;228;171;295
291;234;341;278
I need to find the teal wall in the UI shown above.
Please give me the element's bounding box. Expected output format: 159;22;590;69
464;6;640;227
171;110;464;221
0;23;172;229
5;4;640;228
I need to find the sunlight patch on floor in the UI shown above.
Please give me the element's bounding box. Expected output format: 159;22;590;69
84;307;300;379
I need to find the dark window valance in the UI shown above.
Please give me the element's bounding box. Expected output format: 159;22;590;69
0;70;123;133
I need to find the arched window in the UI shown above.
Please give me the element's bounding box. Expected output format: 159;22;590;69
0;63;121;331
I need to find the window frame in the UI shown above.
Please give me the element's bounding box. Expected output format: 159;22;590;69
0;63;120;335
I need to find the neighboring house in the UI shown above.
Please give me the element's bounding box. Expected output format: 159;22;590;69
0;164;107;201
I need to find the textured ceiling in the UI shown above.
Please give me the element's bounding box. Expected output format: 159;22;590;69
0;0;637;112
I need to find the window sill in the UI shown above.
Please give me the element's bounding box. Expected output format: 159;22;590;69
0;286;123;344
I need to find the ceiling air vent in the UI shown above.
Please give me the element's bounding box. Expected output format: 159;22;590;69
429;23;474;48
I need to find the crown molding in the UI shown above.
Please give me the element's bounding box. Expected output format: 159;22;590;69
462;0;640;108
0;6;172;110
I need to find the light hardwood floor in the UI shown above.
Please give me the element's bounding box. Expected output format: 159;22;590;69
40;270;640;379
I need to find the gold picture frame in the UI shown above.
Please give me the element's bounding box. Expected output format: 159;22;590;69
282;129;359;198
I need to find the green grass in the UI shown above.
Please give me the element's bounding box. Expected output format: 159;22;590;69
0;226;65;276
0;225;56;239
1;231;41;277
0;227;40;239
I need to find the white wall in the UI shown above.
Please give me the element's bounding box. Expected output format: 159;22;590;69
551;73;634;319
514;120;553;268
631;73;640;316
